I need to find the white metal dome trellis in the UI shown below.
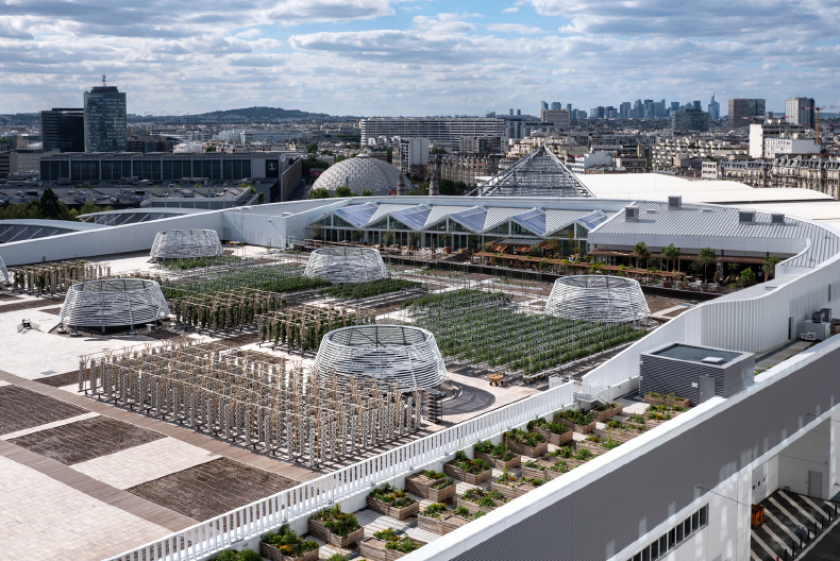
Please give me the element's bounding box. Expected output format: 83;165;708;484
545;275;649;324
59;278;170;328
150;229;223;260
314;325;448;392
304;247;389;285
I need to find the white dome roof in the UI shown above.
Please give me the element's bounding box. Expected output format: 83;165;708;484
313;155;402;196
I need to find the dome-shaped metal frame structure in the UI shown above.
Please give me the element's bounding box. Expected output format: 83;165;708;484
545;275;649;324
304;247;389;285
0;255;9;284
150;229;223;260
312;155;402;195
60;278;170;328
313;325;448;392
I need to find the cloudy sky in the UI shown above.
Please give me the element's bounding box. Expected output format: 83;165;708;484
1;0;838;116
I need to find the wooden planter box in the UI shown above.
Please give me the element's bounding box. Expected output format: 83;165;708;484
456;496;500;516
522;460;569;481
366;496;420;520
418;513;470;535
405;473;457;502
503;438;548;458
444;461;492;485
360;537;427;561
474;451;521;471
491;479;540;500
592;404;623;422
644;409;684;429
307;519;365;548
596;426;644;443
555;418;596;435
533;426;574;447
576;440;609;456
260;543;319;561
643;394;689;408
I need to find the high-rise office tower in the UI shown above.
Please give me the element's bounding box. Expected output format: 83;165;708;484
708;95;720;120
83;78;127;152
40;108;84;152
509;108;514;116
643;100;654;119
550;102;561;111
516;109;521;116
620;102;631;119
692;101;702;111
541;101;549;110
670;102;681;113
654;101;665;119
566;104;572;112
728;99;766;129
785;97;815;127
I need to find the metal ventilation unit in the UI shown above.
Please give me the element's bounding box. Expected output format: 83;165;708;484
625;205;640;221
771;213;786;224
738;210;756;224
668;195;682;209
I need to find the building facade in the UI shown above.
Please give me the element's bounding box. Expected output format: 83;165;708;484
728;98;766;129
672;109;710;132
459;136;501;153
40;108;85;153
749;120;807;158
785;97;815;128
708;95;720;120
359;118;505;151
83;85;127;152
439;153;502;186
540;109;571;131
396;137;430;175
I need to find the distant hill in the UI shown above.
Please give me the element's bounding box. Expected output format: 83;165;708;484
186;106;329;121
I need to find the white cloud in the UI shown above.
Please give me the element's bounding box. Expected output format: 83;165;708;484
486;23;544;34
502;7;519;13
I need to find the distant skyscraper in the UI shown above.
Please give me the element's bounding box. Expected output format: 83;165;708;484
643;100;654;119
550;102;561;111
670;102;680;113
83;78;127;152
619;102;631;119
785;97;815;127
673;109;710;132
510;108;514;116
541;101;549;110
692;101;702;111
566;104;572;112
654;101;665;119
728;99;766;129
516;109;521;116
708;95;720;120
40;108;84;152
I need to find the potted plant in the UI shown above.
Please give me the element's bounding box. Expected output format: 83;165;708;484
367;483;420;520
473;440;521;470
443;451;493;485
260;525;320;561
590;402;623;422
405;470;456;502
502;428;547;457
441;232;453;254
456;487;508;515
526;417;574;446
360;528;426;561
308;505;365;548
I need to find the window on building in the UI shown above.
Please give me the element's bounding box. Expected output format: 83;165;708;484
449;219;471;233
333;215;353;228
429;220;447;231
486;222;509;235
575;223;589;239
511;222;538;236
390;217;411;230
368;217;388;229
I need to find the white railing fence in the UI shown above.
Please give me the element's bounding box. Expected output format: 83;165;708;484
108;381;576;561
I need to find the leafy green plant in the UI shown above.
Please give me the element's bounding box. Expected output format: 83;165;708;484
263;525;319;558
385;536;423;553
421;503;447;518
451;451;491;474
369;484;415;508
313;505;360;537
504;428;545;447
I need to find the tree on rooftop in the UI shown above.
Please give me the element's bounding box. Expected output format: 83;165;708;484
662;243;681;272
697;247;717;283
335;186;353;197
762;255;781;280
360;189;373;196
308;187;331;200
632;241;650;269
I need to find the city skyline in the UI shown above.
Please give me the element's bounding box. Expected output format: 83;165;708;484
0;0;837;116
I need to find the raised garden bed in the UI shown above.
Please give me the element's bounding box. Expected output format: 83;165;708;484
622;413;647;430
521;458;573;481
308;505;365;548
597;420;645;442
367;484;420;520
526;418;574;447
417;504;475;535
553;410;596;435
443;452;493;485
577;436;622;456
644;405;685;428
548;445;594;466
503;429;548;458
260;526;319;561
473;440;521;470
404;471;457;503
490;471;545;499
360;529;425;561
591;402;623;422
644;393;689;409
456;488;508;515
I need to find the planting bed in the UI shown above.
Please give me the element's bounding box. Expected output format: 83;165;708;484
409;289;648;375
456;488;508;515
503;429;548;458
473;440;521;470
129;458;297;521
367;484;420;520
8;416;164;465
443;452;493;485
405;472;457;502
0;385;87;434
591;402;623;422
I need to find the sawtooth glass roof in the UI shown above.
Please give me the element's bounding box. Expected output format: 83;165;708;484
470;145;592;198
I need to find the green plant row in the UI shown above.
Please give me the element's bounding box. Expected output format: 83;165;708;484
157;255;243;271
319;278;421;300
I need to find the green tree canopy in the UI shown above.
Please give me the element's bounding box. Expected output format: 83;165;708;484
308;187;331;199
